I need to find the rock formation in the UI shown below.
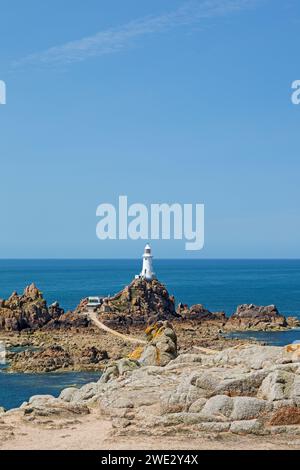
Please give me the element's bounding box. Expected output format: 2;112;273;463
84;278;179;325
9;343;109;373
69;342;300;436
5;333;300;443
10;345;73;373
286;316;300;328
225;304;288;331
130;321;178;367
44;310;91;330
101;321;178;382
0;281;298;334
0;284;92;332
0;284;60;331
177;303;226;323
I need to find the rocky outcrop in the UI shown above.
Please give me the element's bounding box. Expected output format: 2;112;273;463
82;278;179;326
48;301;64;319
9;343;109;373
101;321;177;382
225;304;288;331
1;281;298;334
176;302;293;332
2;333;300;442
0;284;93;332
130;321;178;367
287;317;300;328
55;341;300;437
100;358;140;384
80;346;109;365
0;284;61;332
21;395;90;419
105;344;300;435
44;310;91;330
10;345;73;373
177;303;226;323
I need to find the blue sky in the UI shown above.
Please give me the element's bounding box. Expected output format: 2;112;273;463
0;0;299;259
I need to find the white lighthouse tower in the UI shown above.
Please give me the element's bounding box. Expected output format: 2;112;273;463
138;244;156;281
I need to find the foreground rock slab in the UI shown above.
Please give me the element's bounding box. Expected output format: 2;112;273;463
1;334;300;449
38;343;299;442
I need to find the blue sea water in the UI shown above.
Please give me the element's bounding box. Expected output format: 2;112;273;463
0;259;300;409
0;259;300;316
0;370;101;410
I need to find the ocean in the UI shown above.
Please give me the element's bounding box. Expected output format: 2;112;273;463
1;259;300;409
0;370;101;410
1;259;300;316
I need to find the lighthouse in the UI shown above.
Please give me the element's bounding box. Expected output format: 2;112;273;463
139;244;156;281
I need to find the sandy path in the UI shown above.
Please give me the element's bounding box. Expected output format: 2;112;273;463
1;411;300;450
88;311;147;345
0;412;113;450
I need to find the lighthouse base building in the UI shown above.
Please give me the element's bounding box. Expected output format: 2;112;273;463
136;244;156;281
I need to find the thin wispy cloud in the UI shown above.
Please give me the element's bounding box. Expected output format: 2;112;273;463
14;0;261;67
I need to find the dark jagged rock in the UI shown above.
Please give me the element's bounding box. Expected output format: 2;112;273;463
0;284;60;332
225;304;288;331
48;301;64;319
9;342;109;373
84;278;179;326
0;284;93;332
0;280;295;334
177;303;226;323
44;310;91;330
10;345;73;373
287;316;300;328
80;346;109;364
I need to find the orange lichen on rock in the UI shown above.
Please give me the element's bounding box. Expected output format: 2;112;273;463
286;344;300;353
269;407;300;426
125;321;177;367
285;343;300;361
128;346;144;361
145;323;164;341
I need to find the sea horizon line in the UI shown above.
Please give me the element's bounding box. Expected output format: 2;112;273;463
0;258;300;262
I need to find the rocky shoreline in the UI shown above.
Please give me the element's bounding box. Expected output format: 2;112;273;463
1;321;258;374
0;279;300;373
1;321;300;449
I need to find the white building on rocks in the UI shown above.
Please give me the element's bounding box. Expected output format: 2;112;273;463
136;244;156;281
